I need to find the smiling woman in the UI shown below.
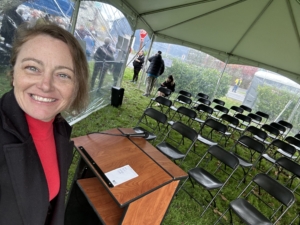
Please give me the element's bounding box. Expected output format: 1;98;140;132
0;24;89;225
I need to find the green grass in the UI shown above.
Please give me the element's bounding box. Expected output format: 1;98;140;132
70;68;300;225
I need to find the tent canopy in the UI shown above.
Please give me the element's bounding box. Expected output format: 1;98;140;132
101;0;300;83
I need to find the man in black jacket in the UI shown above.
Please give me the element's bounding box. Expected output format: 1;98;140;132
143;50;165;97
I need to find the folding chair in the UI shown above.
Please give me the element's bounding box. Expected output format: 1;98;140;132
155;86;172;99
211;105;229;120
156;121;198;164
134;108;168;141
171;95;192;111
191;97;211;108
278;120;293;137
193;104;214;128
242;125;268;145
211;98;225;107
259;139;296;171
229;106;244;116
247;113;262;127
146;96;172;115
175;90;192;99
285;136;300;161
167;106;197;127
232;113;252;138
195;92;209;100
215;173;295;225
240;104;252;113
219;114;239;146
295;133;300;140
255;111;269;126
260;123;280;145
177;145;239;217
230;135;265;185
266;157;300;193
270;122;286;139
197;118;228;149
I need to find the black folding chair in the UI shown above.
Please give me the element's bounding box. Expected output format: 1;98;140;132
285;136;300;162
219;114;239;146
167;106;197;128
193;104;214;126
146;96;172;116
255;111;269;126
240;104;252;113
229;105;244;116
278;120;293;137
177;145;239;217
171;95;192;111
195;92;209;100
215;173;295;225
270;122;286;139
192;97;211;108
156;86;172;98
211;98;225;107
211;105;229;120
247;113;262;127
260;124;280;145
242;125;268;145
156;121;198;164
134;108;168;141
230;135;265;186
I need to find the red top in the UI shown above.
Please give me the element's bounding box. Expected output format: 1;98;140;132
25;114;60;201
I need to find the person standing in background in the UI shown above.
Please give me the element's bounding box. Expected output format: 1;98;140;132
143;50;165;97
232;78;242;93
131;50;145;83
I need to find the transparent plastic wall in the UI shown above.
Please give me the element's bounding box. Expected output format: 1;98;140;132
0;0;133;124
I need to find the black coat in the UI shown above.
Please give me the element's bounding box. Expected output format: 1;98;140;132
133;55;145;69
146;54;165;76
0;90;73;225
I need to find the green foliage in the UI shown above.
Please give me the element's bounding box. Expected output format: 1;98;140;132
160;58;231;98
254;85;299;122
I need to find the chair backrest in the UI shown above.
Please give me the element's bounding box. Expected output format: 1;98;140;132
212;98;225;106
196;92;209;99
154;96;172;107
235;113;252;125
261;124;279;136
270;122;286;134
196;97;211;106
178;90;192;98
237;135;265;154
253;173;295;207
203;118;227;134
247;113;262;123
240;105;252;113
220;114;239;127
285;136;300;148
177;95;192;105
275;157;300;179
208;145;239;170
230;106;244;114
256;111;269;120
278;120;293;129
172;121;198;142
195;104;214;115
144;108;168;124
157;87;172;96
269;139;296;156
214;105;229;114
244;126;268;140
295;133;300;140
176;106;197;119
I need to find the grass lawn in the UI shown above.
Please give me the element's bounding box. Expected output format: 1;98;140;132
70;68;300;225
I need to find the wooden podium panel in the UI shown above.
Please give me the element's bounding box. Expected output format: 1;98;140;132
66;128;187;225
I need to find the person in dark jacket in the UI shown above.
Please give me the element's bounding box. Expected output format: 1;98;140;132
143;50;165;97
0;23;89;225
90;37;115;91
158;75;176;96
131;50;145;83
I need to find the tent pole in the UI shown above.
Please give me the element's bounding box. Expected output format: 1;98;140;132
138;33;155;89
118;16;138;86
211;55;230;100
70;0;81;35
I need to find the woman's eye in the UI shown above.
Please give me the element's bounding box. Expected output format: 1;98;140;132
26;66;38;72
58;73;71;79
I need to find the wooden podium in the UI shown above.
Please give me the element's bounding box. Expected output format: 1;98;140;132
65;128;187;225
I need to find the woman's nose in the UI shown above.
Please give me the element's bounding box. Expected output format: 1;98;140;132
37;73;54;92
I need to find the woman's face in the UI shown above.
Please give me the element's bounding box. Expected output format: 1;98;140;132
13;34;75;122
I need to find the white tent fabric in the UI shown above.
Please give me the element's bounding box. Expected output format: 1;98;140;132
90;0;300;83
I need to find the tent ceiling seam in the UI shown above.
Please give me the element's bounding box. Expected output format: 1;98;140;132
229;0;273;54
139;0;216;16
155;0;246;33
286;0;300;48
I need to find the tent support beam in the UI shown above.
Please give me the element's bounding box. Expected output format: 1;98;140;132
211;56;229;101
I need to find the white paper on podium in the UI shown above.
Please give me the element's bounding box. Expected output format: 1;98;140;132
105;165;138;186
